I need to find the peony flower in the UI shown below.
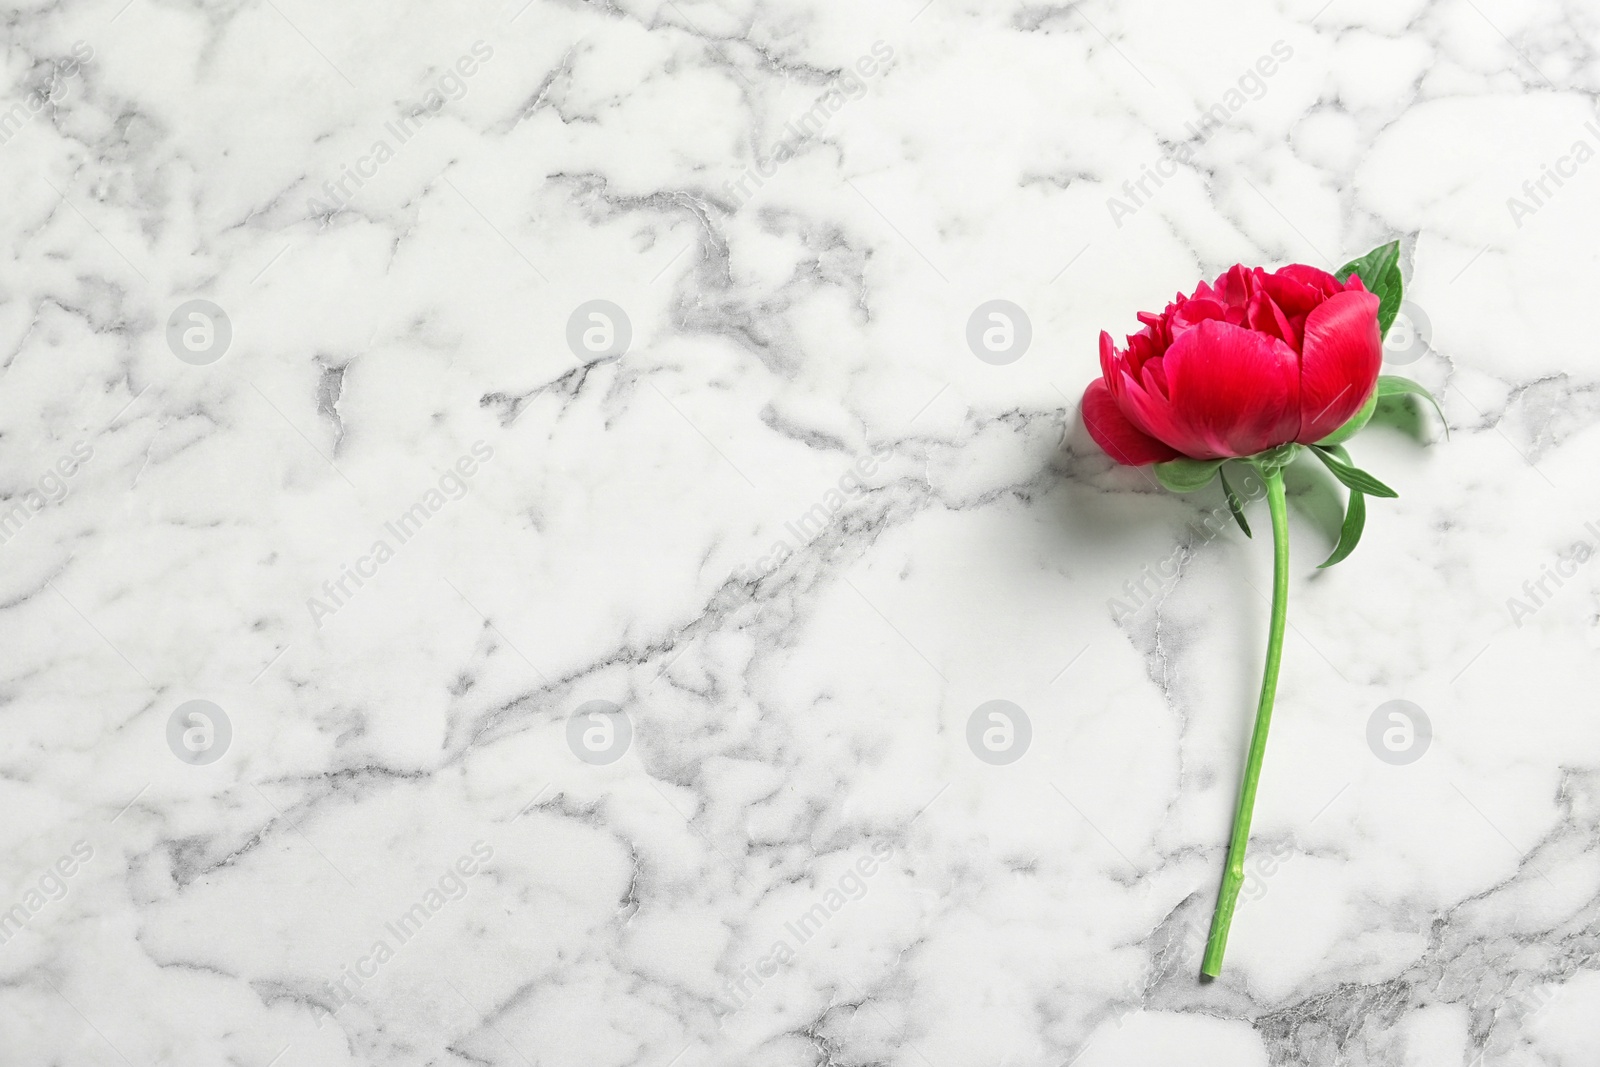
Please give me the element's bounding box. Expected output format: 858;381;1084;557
1082;262;1383;464
1075;243;1446;978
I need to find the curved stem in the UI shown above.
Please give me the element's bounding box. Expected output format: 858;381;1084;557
1201;465;1289;978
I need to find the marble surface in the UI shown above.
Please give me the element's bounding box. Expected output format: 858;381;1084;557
3;0;1600;1063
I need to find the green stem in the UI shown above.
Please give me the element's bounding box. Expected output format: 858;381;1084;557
1201;465;1289;978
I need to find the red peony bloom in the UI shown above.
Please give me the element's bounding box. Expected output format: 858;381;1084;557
1082;263;1383;464
1074;241;1443;979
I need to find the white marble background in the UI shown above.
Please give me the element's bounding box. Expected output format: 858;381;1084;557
3;0;1599;1063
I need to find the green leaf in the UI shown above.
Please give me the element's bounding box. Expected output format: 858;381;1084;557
1336;240;1403;337
1154;457;1223;493
1377;374;1449;438
1311;445;1398;499
1317;445;1366;568
1219;466;1252;538
1315;388;1378;447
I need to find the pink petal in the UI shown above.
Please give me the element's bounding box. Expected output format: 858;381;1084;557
1131;320;1301;458
1099;330;1119;382
1275;263;1340;296
1210;264;1254;309
1081;379;1182;466
1296;288;1383;442
1259;272;1321;318
1170;297;1228;339
1247;285;1300;351
1141;356;1170;398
